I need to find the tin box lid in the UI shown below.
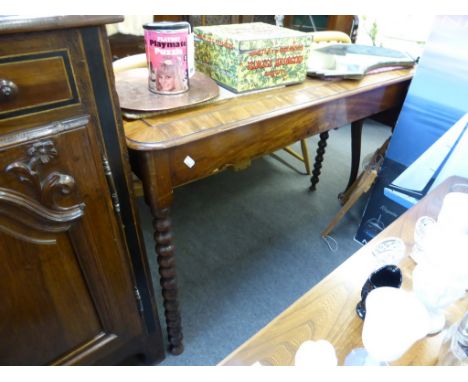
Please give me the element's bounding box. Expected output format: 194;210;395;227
194;22;311;51
143;21;190;30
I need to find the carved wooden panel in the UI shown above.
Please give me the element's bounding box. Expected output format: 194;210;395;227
0;115;142;365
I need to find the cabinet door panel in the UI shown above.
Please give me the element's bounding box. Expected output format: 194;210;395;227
0;116;143;365
0;231;102;365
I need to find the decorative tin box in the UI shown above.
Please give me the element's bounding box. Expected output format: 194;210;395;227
194;22;311;93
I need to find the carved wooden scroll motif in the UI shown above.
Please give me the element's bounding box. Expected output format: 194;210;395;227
0;116;88;238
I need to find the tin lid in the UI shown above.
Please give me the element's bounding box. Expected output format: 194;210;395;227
193;22;311;51
143;21;190;31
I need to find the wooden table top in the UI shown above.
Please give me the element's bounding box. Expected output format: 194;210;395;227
124;69;413;150
219;176;468;366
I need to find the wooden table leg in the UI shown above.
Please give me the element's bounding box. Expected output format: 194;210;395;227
309;131;329;191
341;119;364;198
137;150;184;355
152;206;184;355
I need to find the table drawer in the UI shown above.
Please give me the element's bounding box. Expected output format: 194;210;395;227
0;51;79;120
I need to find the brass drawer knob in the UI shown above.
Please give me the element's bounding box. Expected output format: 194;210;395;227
0;79;19;102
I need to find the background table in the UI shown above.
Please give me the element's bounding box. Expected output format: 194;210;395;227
123;69;413;354
219;176;468;366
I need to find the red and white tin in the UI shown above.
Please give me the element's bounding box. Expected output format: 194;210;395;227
143;21;192;95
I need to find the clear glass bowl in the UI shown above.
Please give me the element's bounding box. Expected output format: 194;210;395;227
410;216;436;264
372;237;406;265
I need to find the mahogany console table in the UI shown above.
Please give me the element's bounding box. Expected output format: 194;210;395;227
123;69;413;354
220;176;468;366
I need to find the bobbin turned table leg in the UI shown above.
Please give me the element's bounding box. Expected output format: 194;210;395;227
152;207;184;355
137;150;184;355
309;131;329;191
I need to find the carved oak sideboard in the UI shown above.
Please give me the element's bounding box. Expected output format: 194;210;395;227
0;16;164;365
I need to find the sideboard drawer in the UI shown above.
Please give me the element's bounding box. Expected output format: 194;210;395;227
0;51;79;120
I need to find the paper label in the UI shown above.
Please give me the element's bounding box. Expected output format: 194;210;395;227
184;155;195;168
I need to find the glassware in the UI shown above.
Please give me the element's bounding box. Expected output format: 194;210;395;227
449;183;468;193
346;287;430;365
437;312;468;366
362;288;430;363
372;237;406;265
438;184;468;235
410;216;436;264
344;347;386;366
356;265;402;320
412;262;466;334
410;184;468;333
294;340;338;366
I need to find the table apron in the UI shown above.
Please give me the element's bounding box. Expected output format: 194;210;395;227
161;81;408;188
